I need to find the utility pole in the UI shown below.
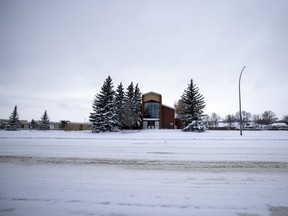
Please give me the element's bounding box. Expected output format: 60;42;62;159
239;66;246;136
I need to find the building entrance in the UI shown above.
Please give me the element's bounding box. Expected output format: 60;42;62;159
143;120;159;129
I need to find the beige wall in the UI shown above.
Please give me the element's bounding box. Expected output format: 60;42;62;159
142;92;161;103
61;123;92;131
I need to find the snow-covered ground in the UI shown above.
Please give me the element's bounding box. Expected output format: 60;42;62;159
0;130;288;216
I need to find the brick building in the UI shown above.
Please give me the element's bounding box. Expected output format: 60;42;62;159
142;92;175;129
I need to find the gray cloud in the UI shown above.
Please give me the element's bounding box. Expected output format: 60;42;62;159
1;0;288;121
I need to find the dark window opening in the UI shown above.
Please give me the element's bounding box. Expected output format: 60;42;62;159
144;101;160;118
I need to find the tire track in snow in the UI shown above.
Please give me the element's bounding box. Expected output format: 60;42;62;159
1;155;288;172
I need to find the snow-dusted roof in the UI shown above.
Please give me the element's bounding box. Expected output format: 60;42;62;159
142;91;161;96
270;122;287;127
143;118;160;121
162;104;175;110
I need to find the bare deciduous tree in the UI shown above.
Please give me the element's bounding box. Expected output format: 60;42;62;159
223;114;236;129
261;110;277;125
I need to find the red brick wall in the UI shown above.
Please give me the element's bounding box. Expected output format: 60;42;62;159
161;106;175;129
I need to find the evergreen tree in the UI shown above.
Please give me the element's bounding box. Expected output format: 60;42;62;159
30;119;40;130
114;82;125;129
122;82;135;129
89;76;117;132
133;83;142;129
121;83;142;129
40;110;50;130
7;105;21;131
179;79;205;127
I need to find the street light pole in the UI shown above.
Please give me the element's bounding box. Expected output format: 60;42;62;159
239;66;246;136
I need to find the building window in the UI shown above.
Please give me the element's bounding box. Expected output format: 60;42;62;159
144;101;160;118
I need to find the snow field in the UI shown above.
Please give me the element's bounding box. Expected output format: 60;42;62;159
0;130;288;216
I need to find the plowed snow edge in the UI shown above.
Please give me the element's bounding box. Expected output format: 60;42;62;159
1;156;288;172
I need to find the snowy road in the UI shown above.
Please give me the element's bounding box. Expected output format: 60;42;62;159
0;130;288;216
1;130;288;162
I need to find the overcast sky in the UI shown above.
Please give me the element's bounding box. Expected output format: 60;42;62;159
1;0;287;122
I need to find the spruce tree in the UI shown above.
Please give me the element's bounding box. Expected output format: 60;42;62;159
180;79;205;127
89;76;117;132
30;119;39;130
114;82;125;129
40;110;50;130
133;83;142;129
122;82;135;129
7;105;21;131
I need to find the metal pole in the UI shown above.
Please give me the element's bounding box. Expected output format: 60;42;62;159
239;66;246;136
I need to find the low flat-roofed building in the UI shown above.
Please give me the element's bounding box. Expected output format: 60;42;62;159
142;92;175;129
0;119;29;130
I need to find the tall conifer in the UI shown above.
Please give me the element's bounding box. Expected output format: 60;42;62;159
114;82;125;129
122;82;135;129
7;105;21;131
133;83;142;129
90;76;116;132
40;110;50;130
180;79;205;127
